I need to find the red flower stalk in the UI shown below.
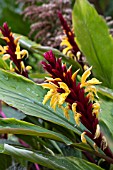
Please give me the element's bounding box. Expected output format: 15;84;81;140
41;50;113;160
0;22;31;78
58;11;79;54
58;11;87;69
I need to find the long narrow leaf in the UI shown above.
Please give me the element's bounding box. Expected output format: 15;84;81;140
0;144;104;170
0;118;72;145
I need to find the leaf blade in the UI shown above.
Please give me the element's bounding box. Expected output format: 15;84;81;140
1;144;103;170
0;69;81;136
0;118;72;145
72;0;113;88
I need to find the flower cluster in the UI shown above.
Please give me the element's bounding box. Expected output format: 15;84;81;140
0;23;31;78
58;12;88;70
41;50;113;158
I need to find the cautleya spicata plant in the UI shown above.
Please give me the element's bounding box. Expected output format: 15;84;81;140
0;0;112;169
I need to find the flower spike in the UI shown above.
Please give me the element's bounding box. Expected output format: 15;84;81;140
40;50;113;159
0;22;31;78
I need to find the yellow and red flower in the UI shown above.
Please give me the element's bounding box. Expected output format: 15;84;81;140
40;50;113;158
0;23;31;77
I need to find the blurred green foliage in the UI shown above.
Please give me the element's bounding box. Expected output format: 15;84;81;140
0;0;30;35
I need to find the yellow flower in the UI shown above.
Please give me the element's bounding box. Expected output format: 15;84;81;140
15;43;21;59
94;124;100;139
72;103;81;125
85;85;99;102
81;132;87;144
74;112;81;126
61;38;72;52
15;43;28;60
80;66;101;88
72;103;77;113
0;45;6;55
92;102;100;117
41;81;70;110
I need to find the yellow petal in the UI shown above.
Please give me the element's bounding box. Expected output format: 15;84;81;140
92;102;100;110
41;83;58;90
74;112;81;126
58;82;70;93
20;50;28;59
45;77;54;81
62;105;70;120
62;46;72;55
83;65;89;71
93;143;98;152
59;93;69;105
76;51;81;60
14;36;21;45
10;61;14;72
4;46;8;51
72;69;80;81
101;136;107;150
67;65;72;73
26;66;32;71
92;102;100;117
45;77;61;82
85;85;96;94
94;124;100;139
81;66;92;87
43;89;54;105
50;93;59;110
86;78;101;86
20;61;25;72
87;92;95;102
2;54;10;60
60;39;71;47
15;43;21;59
72;103;77;113
2;37;10;42
81;132;87;144
0;45;6;54
66;51;75;59
92;109;99;117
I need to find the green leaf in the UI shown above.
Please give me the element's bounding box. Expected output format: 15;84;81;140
97;86;113;100
2;105;26;120
29;72;48;79
94;85;113;152
0;153;12;170
0;69;81;136
0;0;30;35
99;98;113;151
0;58;9;70
0;118;72;145
72;0;113;88
95;85;113;152
1;144;104;170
